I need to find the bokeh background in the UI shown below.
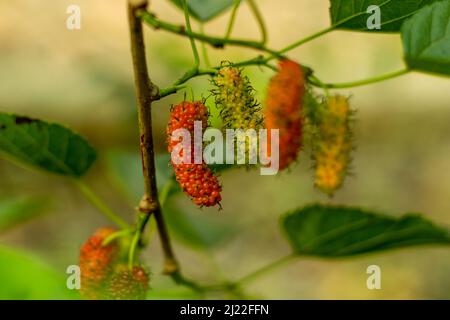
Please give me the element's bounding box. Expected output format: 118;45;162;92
1;0;450;299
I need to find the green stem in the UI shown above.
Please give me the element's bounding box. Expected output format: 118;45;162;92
128;213;149;268
103;228;133;246
270;25;336;59
137;10;278;55
182;0;200;68
309;68;410;89
247;0;267;44
170;272;206;293
225;0;241;40
235;254;296;286
72;179;129;229
199;23;212;67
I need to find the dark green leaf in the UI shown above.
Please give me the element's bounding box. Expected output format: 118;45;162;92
282;204;450;257
0;197;49;233
0;113;96;177
330;0;440;32
0;246;78;299
169;0;235;22
402;0;450;76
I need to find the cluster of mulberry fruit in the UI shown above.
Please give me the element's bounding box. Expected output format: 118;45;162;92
167;101;222;207
166;60;355;206
79;228;149;300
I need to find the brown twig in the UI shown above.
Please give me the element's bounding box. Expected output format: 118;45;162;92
127;0;178;274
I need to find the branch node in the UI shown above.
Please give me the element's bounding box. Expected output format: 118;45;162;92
138;195;158;215
163;258;180;275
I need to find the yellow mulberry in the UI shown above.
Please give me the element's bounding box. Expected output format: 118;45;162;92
313;95;353;195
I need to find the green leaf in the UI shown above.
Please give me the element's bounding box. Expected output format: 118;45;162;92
0;245;78;299
0;113;96;177
106;151;175;203
402;0;450;76
165;201;237;249
169;0;235;22
282;204;450;257
0;196;49;233
330;0;440;32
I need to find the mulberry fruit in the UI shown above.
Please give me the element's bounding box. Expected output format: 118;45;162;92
213;65;263;130
79;227;118;299
106;265;150;300
213;65;263;164
167;101;222;207
265;59;305;171
313;95;353;195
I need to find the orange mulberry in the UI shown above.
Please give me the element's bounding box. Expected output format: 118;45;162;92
167;101;222;207
265;59;305;170
79;227;118;299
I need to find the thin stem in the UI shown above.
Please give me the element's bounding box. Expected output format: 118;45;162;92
182;0;200;68
138;10;279;55
273;25;336;58
128;0;179;274
103;228;133;246
73;179;129;229
309;68;410;89
128;213;149;268
199;23;211;67
225;0;241;40
247;0;267;44
170;272;206;293
235;254;296;286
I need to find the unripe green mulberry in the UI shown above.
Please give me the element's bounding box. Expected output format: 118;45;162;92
106;265;150;300
213;65;263;130
212;65;263;164
312;95;353;195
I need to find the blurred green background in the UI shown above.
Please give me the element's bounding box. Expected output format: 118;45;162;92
1;0;450;299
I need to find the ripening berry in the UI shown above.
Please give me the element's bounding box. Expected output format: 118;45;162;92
213;65;263;130
106;265;150;300
79;227;118;299
313;95;353;195
167;101;222;207
265;59;305;171
213;65;263;164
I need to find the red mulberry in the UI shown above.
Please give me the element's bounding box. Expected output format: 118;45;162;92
265;59;305;171
167;101;222;207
